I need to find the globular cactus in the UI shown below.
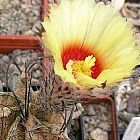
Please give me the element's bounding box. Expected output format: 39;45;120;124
0;49;84;140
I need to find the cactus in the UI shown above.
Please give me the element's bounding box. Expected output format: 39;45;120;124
0;50;84;140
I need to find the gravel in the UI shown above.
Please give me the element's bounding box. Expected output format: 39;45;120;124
115;68;140;131
0;0;42;35
82;103;112;140
0;49;43;91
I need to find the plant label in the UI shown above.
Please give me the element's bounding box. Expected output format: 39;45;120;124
122;117;140;140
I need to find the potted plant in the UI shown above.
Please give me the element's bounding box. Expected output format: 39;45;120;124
1;0;139;140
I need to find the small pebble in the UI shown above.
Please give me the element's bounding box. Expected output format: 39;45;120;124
127;95;139;114
119;111;135;122
87;105;96;116
98;122;111;131
90;128;108;140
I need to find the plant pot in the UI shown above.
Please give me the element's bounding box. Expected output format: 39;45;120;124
0;35;42;54
79;95;118;140
0;36;43;89
0;0;49;55
43;56;118;140
0;0;49;52
0;36;44;139
43;0;49;17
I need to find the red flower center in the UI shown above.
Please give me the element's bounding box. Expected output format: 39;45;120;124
61;43;103;79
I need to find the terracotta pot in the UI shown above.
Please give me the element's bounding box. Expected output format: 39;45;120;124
0;35;43;54
80;95;118;140
42;0;49;17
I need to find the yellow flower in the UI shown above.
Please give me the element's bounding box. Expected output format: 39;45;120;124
42;0;139;88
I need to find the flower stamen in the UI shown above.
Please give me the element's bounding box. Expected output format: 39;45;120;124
71;55;96;77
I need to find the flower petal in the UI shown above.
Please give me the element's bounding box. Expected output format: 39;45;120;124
66;60;74;74
97;69;130;84
54;59;79;86
42;0;140;88
75;73;102;88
